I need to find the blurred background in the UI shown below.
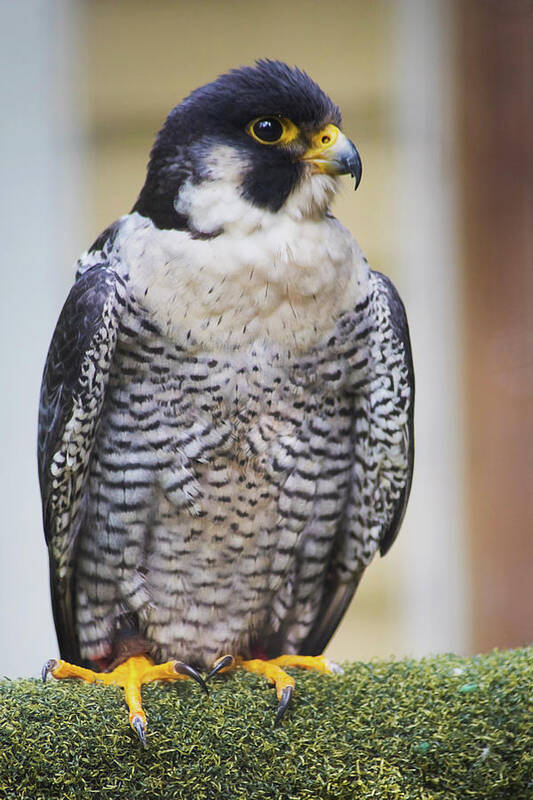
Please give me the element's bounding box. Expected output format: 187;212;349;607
1;0;531;678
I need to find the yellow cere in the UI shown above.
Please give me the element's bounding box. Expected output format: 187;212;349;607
302;124;340;161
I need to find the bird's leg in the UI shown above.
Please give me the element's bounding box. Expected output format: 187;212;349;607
207;653;342;725
42;654;208;747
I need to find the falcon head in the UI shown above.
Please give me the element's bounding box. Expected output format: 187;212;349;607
133;60;362;236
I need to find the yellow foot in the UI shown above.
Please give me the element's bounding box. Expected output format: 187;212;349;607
42;654;208;747
207;653;343;726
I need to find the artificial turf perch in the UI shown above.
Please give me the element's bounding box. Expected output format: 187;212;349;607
2;649;532;799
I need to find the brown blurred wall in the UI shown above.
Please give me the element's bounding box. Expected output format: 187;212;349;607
456;1;533;650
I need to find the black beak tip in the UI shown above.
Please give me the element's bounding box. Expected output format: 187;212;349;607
350;153;362;191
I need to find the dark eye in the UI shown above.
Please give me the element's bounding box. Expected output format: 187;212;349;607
251;117;284;143
247;116;298;146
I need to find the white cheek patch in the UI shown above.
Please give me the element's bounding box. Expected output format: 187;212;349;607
175;179;259;235
174;145;256;235
174;144;340;237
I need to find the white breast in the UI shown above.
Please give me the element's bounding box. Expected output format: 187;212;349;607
113;172;370;353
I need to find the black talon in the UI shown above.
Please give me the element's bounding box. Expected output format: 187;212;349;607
274;685;293;727
41;659;57;683
206;655;234;681
174;661;209;695
131;715;147;748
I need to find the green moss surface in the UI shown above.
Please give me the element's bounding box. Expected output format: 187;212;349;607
0;648;531;799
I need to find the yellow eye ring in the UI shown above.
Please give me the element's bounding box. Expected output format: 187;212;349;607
247;116;299;146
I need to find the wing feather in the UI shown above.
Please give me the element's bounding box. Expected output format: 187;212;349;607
299;271;414;656
38;265;125;661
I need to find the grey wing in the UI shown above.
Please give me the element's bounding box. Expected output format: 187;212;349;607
38;265;125;662
299;271;414;656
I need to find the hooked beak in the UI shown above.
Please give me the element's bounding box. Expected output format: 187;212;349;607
301;124;362;190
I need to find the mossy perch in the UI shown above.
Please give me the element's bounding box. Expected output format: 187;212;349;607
1;648;531;800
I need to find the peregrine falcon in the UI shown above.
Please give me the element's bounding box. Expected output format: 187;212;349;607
39;60;414;745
